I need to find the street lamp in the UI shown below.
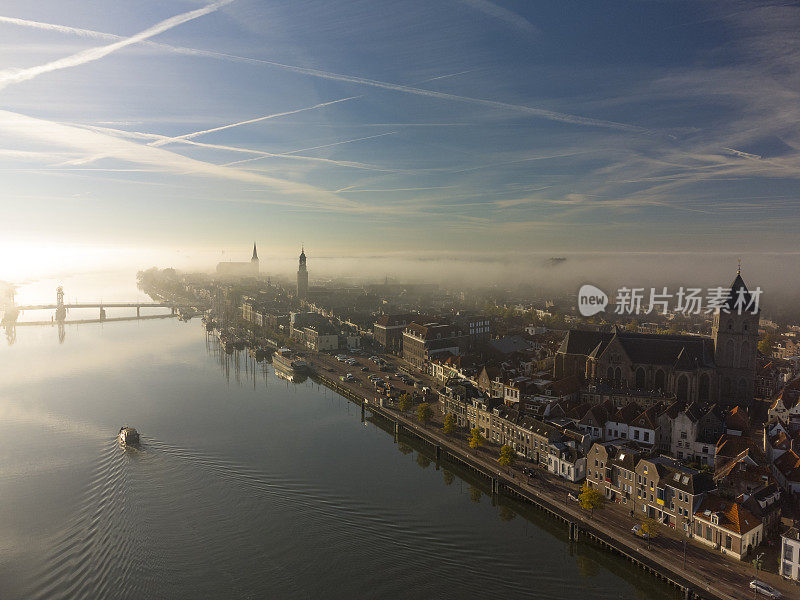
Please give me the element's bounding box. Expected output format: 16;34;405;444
752;552;764;600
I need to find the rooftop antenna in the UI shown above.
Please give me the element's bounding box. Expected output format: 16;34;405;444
737;257;742;274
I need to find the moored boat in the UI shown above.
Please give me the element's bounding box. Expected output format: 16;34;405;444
272;348;309;374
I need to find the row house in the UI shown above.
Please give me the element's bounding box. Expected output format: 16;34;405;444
451;400;589;482
429;353;480;383
666;402;725;466
604;403;661;446
580;384;675;410
772;449;800;495
693;492;763;560
373;313;416;353
586;440;648;505
764;419;799;462
739;483;782;535
503;376;540;406
438;381;488;429
768;377;800;425
781;527;800;581
634;456;714;534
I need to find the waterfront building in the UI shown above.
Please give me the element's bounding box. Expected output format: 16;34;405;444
373;313;416;353
216;243;260;277
635;456;714;534
586;440;648;504
781;527;800;580
692;492;763;560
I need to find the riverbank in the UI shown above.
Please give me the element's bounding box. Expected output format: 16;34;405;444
276;339;796;600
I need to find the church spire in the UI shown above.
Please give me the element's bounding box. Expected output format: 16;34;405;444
251;242;258;261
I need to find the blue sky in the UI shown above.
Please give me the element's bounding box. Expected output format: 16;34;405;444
1;0;799;267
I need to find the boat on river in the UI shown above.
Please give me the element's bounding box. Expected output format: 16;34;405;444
272;348;309;375
118;426;140;446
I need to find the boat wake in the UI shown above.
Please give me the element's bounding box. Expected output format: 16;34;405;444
23;437;575;599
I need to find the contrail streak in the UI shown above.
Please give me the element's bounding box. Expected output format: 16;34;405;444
64;123;398;171
0;0;233;90
148;97;359;147
222;132;398;167
0;14;645;132
0;109;362;211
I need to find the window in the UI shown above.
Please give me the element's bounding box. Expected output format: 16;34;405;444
644;432;650;442
725;535;732;550
785;545;794;561
680;431;687;440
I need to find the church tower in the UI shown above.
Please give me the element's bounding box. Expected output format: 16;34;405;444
712;265;759;406
251;242;259;275
296;246;308;299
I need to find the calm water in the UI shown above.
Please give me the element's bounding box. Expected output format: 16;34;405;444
0;317;681;599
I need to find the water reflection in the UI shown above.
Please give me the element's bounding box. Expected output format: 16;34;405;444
0;316;683;600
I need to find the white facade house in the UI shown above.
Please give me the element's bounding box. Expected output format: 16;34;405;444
781;528;800;581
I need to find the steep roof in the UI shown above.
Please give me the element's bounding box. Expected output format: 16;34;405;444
490;335;533;355
725;406;751;433
558;329;613;356
610;402;642;425
716;434;765;462
695;493;761;535
773;450;800;483
723;271;753;313
610;330;716;368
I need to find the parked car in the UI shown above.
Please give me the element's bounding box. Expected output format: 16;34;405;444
749;581;782;599
631;524;651;540
361;366;370;372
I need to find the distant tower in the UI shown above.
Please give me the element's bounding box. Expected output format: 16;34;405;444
297;246;308;299
251;242;259;275
712;265;759;406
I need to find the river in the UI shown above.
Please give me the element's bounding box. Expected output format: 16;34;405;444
0;285;682;599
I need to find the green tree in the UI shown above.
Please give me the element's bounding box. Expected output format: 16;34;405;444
442;413;457;435
397;393;412;412
468;427;486;453
498;445;515;469
416;402;432;426
578;484;605;518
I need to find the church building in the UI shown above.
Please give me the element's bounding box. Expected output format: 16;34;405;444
555;268;759;406
216;243;260;277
